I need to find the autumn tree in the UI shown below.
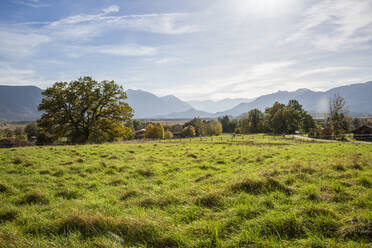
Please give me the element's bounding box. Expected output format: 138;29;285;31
184;118;204;136
145;123;164;139
202;120;223;136
164;130;173;139
182;125;196;137
38;76;133;143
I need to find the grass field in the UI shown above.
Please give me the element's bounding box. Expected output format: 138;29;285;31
0;135;371;247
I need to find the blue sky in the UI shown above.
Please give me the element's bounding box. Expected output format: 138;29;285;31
1;0;372;100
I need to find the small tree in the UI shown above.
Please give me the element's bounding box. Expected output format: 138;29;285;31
182;126;196;138
24;122;39;141
164;130;173;139
218;115;237;133
202;120;223;136
184;118;204;136
145;123;164;139
327;93;348;137
246;109;264;133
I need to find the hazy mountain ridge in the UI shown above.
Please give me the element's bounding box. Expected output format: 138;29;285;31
126;89;192;118
188;98;255;113
0;81;371;121
218;81;372;117
0;85;43;121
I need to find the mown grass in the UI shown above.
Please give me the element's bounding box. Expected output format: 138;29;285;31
0;134;371;247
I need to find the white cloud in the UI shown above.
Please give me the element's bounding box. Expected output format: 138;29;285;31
103;5;120;14
12;0;49;8
286;0;372;51
41;9;199;41
0;28;50;57
0;63;36;85
297;66;355;77
64;44;157;58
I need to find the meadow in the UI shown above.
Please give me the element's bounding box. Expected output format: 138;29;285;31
0;135;371;247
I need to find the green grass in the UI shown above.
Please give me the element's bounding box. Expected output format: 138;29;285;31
0;134;371;247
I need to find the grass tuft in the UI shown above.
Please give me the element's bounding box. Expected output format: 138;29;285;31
137;167;154;177
230;177;292;195
120;190;138;201
57;214;107;236
259;215;306;239
12;157;22;165
0;208;18;223
55;189;81;200
338;222;372;241
19;191;49;205
0;183;10;193
196;192;223;208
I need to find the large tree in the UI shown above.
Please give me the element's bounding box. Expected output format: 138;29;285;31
38;77;133;143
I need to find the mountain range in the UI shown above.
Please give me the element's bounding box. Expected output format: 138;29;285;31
0;81;371;121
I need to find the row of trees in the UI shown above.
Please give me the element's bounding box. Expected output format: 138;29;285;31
218;100;316;135
140;119;223;139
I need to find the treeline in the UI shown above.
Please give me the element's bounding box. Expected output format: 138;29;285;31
128;119;223;139
127;100;316;139
220;99;316;134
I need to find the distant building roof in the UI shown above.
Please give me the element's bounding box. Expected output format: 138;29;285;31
135;129;146;134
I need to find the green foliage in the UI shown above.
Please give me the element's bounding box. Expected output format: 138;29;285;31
218;115;237;133
202;120;223;136
182;125;196;137
38;76;133;144
263;100;315;134
24;122;39;141
238;109;264;134
184;118;204;136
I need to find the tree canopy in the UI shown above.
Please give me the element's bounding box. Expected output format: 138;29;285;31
38;76;133;143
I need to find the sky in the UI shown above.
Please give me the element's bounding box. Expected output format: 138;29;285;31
0;0;372;101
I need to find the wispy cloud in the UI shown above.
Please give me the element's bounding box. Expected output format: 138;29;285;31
0;28;50;57
0;63;36;85
286;0;372;51
64;44;157;58
13;0;50;8
297;66;355;77
39;6;199;41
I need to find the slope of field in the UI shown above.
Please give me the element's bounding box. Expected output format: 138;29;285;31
0;135;371;247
